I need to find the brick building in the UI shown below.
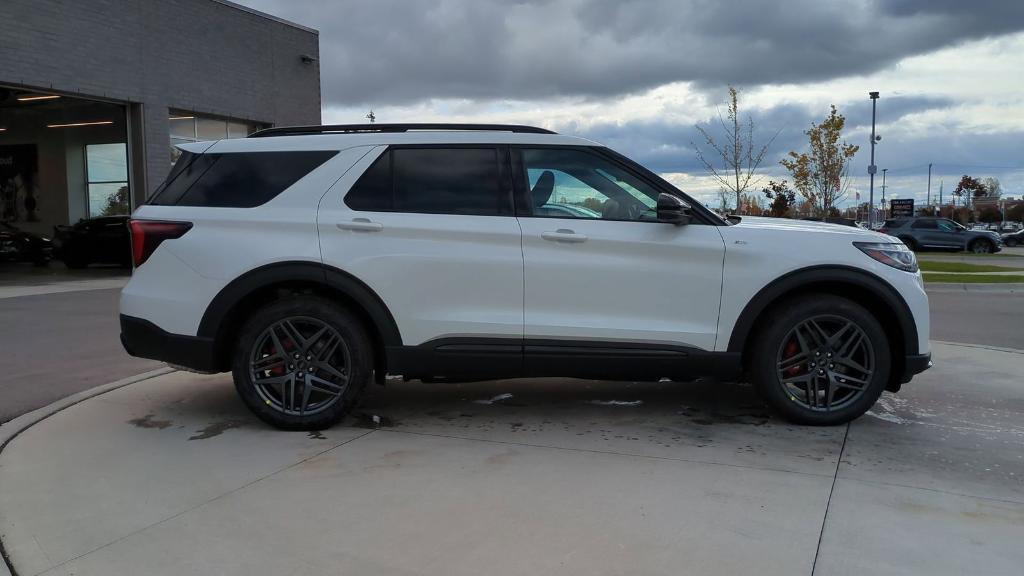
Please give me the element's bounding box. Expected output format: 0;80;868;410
0;0;320;235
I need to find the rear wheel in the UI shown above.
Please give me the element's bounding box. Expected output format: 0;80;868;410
750;295;891;426
1006;237;1018;247
231;296;373;430
968;239;994;254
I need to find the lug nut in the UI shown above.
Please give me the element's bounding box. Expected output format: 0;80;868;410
306;355;312;361
308;366;315;372
288;364;295;370
818;369;824;375
829;364;834;369
810;362;816;368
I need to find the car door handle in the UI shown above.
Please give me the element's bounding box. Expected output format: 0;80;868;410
337;218;383;232
541;229;587;243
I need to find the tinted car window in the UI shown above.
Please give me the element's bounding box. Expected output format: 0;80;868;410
344;152;392;211
152;151;336;208
345;148;508;216
150;152;218;205
911;219;937;229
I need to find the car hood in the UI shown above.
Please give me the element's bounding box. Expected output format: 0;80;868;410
730;216;894;241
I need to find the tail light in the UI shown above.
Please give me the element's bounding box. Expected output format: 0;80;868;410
129;220;192;267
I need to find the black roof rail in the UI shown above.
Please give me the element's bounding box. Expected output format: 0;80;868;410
249;123;556;138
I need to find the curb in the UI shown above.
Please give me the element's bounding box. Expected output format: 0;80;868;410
0;366;176;576
932;340;1024;355
925;282;1024;293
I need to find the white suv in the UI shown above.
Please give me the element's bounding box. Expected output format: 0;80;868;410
120;123;931;429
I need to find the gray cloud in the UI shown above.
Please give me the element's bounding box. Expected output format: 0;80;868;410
238;0;1024;106
571;96;955;174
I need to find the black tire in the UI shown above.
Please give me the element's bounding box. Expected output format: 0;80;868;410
897;236;917;251
968;239;994;254
231;296;374;430
750;294;891;426
1006;238;1018;248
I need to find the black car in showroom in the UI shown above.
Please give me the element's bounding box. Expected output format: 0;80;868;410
0;222;53;266
53;215;131;268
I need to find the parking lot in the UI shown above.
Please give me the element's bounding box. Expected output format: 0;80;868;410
1;257;1023;576
1;345;1022;574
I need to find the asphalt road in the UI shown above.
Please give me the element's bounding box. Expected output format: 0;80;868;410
927;288;1024;349
0;283;1020;424
0;287;160;423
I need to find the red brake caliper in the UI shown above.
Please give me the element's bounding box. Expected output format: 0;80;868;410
783;340;802;377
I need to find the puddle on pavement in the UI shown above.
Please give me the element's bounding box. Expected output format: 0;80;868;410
127;414;173;430
188;420;245;440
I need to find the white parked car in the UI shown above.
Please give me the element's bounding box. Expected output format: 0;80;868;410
121;123;931;429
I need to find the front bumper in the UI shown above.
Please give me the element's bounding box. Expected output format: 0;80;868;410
901;352;932;383
120;314;219;372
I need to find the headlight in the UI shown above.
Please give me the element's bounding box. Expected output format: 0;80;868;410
854;241;918;273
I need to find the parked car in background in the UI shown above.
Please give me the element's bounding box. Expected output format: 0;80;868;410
53;215;131;268
1002;229;1024;247
0;222;53;266
879;217;1002;253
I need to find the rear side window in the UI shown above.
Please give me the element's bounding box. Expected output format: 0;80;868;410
911;219;937;229
345;147;509;216
151;151;336;207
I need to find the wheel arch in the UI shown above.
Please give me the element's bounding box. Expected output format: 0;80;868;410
198;261;401;376
727;265;920;387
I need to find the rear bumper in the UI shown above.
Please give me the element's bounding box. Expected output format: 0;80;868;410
901;352;932;383
120;314;219;372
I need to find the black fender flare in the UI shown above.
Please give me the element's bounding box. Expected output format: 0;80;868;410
198;261;403;362
726;265;920;356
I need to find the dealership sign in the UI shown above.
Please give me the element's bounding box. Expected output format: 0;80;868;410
890;198;914;218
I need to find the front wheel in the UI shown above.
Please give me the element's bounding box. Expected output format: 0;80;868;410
1006;238;1018;247
750;295;891;426
231;296;373;430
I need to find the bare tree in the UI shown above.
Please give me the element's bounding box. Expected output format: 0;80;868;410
693;87;779;213
981;177;1002;200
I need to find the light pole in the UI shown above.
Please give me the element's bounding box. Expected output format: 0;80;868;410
880;168;887;219
927;163;932;208
868;91;880;227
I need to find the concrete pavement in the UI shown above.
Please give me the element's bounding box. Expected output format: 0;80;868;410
1;341;1021;576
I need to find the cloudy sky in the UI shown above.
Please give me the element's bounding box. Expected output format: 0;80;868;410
241;0;1024;208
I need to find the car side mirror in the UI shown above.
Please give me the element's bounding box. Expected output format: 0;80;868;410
656;193;692;225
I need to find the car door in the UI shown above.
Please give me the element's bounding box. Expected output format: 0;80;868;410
935;219;965;248
513;146;727;366
318;145;524;370
909;219;943;247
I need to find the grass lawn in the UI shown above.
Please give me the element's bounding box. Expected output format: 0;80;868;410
923;273;1024;283
918;261;1024;273
917;252;1024;258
